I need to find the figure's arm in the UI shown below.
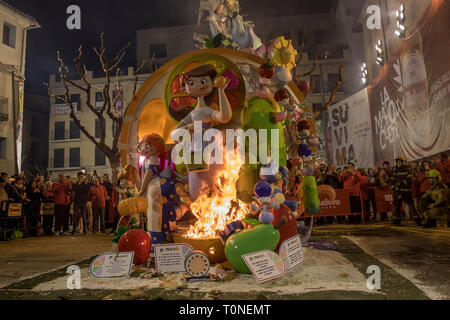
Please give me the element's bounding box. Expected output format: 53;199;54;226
212;78;232;123
137;170;154;197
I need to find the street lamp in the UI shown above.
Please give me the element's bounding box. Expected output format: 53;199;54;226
375;40;385;66
361;63;369;85
395;4;406;38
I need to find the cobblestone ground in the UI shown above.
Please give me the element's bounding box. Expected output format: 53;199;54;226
0;223;448;300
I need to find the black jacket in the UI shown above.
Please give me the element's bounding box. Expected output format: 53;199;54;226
72;182;91;204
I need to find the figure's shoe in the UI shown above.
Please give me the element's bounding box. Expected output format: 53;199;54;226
392;219;402;226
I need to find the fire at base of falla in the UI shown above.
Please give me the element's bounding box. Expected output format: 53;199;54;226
112;0;343;277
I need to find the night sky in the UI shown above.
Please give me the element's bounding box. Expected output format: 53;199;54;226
6;0;337;94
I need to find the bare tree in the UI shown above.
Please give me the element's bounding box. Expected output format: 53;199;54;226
46;33;149;184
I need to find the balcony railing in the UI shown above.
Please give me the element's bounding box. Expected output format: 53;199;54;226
51;102;79;115
0;97;8;122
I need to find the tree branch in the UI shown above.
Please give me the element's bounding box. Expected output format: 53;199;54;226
314;64;343;119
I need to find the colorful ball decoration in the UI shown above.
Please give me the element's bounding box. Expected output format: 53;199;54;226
118;229;151;265
225;224;280;274
297;80;310;95
298;144;312;157
274;89;289;103
259;211;274;224
259;63;275;80
297;119;310;132
254;180;272;198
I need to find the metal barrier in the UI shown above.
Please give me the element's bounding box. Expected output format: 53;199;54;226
0;202;25;238
302;188;366;223
301;186;396;224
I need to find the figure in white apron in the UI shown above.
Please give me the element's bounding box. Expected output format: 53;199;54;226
136;134;166;245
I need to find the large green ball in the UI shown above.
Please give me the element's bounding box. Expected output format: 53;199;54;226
225;224;280;274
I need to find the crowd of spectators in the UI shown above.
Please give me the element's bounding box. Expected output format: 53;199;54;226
0;170;114;238
313;153;449;225
1;153;448;239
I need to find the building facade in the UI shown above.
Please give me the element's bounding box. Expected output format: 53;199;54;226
22;93;49;174
137;12;360;110
0;0;39;175
47;68;148;179
359;0;433;83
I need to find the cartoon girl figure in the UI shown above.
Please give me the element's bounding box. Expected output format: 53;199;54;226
171;64;232;201
136;134;166;245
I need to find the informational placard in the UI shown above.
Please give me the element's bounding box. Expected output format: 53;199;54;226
279;235;304;272
242;250;286;283
90;252;134;279
154;243;194;273
40;203;55;215
8;203;22;217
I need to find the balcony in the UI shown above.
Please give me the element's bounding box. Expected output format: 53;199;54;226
51;102;79;115
0;97;8;122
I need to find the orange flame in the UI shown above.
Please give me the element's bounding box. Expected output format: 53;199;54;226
185;156;249;239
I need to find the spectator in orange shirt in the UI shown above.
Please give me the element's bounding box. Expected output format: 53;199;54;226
52;173;72;236
90;177;108;234
339;163;362;223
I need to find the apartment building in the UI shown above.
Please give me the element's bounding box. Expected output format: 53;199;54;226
47;68;148;178
0;0;39;175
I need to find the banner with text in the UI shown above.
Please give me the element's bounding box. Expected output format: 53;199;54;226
367;0;450;165
329;88;374;168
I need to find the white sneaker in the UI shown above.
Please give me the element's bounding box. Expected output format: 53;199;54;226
54;232;60;237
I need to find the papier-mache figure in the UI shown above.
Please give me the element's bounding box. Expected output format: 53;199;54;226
159;166;193;239
136;134;166;245
251;180;280;224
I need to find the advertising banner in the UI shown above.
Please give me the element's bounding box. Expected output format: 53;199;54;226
329;88;374;168
368;1;450;164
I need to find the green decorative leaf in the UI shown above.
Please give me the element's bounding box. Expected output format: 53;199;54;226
130;217;138;225
244;219;261;226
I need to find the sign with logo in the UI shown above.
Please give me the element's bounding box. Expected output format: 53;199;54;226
40;203;55;215
8;203;22;217
373;187;394;213
90;252;134;279
242;250;286;283
304;189;352;217
154;243;194;273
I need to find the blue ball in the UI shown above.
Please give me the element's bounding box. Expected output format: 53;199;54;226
298;144;312;157
259;211;274;224
254;180;272;198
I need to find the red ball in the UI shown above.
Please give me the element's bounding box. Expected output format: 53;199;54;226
297;80;310;94
274;89;289;103
272;204;299;252
297;119;310;132
118;229;151;265
259;63;275;79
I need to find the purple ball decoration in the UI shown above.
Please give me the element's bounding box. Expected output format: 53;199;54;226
298;144;312;157
259;211;274;224
303;165;315;176
254;180;272;198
